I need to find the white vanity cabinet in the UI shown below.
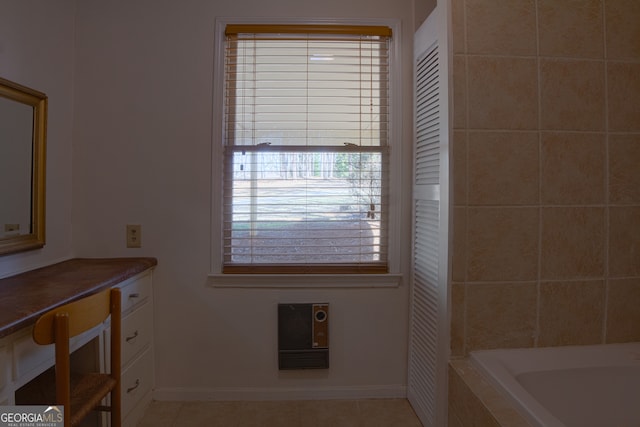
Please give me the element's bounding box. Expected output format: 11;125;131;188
112;270;155;427
0;257;157;426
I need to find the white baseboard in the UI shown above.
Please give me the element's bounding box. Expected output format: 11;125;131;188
153;384;407;401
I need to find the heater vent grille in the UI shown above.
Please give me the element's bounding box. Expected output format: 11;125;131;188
278;303;329;369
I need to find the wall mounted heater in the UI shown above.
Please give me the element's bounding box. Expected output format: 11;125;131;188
278;303;329;370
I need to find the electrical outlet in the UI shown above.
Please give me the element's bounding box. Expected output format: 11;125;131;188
126;224;142;248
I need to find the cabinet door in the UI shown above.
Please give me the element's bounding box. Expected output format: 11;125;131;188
407;3;451;426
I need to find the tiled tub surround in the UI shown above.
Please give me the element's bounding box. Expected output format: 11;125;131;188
449;0;640;424
449;360;531;427
450;0;640;356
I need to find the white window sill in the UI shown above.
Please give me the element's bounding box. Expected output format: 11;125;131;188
207;273;403;288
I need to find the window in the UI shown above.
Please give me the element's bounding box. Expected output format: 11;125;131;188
221;24;392;274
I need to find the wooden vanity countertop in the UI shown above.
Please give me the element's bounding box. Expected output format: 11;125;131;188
0;257;157;338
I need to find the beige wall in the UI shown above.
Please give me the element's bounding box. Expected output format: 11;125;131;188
72;0;415;399
450;0;640;356
413;0;437;29
0;1;76;277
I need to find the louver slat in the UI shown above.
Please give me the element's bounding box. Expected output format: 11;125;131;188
414;44;439;188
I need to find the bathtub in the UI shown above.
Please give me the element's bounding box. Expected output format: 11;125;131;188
469;342;640;427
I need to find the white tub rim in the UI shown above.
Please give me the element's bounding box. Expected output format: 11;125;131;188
469;342;640;427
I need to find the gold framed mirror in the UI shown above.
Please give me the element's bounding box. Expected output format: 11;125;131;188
0;77;47;255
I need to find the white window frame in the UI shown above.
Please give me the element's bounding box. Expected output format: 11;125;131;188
209;17;404;288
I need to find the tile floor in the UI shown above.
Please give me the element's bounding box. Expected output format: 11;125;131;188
137;398;423;427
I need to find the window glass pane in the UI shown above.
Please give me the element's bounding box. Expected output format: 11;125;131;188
224;149;385;264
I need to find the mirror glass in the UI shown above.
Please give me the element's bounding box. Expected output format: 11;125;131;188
0;77;47;255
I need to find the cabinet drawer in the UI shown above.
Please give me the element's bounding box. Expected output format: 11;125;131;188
119;272;152;313
121;350;153;418
121;303;153;367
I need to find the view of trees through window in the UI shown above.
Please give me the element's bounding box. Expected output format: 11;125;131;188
226;149;383;264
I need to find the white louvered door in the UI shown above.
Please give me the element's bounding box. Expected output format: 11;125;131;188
407;4;451;426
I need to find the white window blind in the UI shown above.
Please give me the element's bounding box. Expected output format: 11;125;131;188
223;25;392;274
